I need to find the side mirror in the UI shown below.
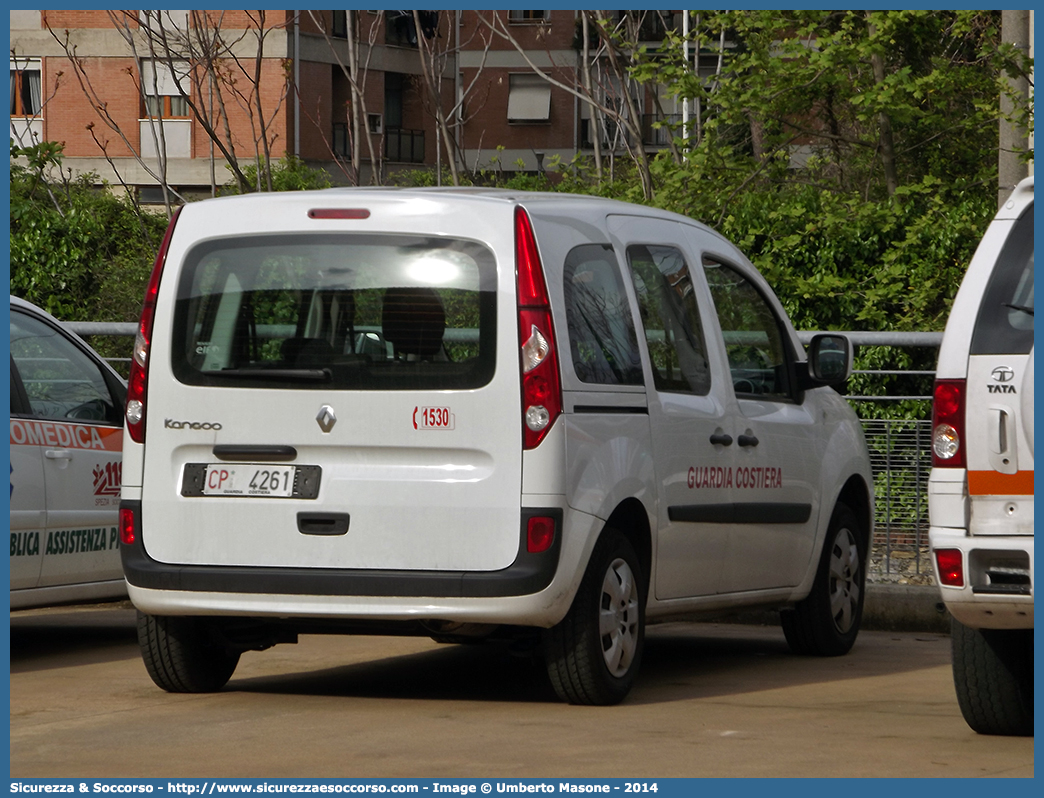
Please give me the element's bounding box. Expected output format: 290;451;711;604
807;333;852;385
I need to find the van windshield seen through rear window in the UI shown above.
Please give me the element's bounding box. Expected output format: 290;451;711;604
171;234;497;390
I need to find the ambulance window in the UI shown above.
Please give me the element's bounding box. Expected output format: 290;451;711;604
702;258;791;400
563;245;643;385
627;244;711;395
970;208;1034;355
9;310;122;424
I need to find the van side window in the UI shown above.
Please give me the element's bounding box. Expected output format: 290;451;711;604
702;258;791;399
626;244;711;395
970;207;1034;355
563;245;643;385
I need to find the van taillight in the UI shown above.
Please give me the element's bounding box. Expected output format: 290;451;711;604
527;516;556;554
932;379;966;468
934;548;964;587
515;207;561;450
119;505;137;546
126;206;181;444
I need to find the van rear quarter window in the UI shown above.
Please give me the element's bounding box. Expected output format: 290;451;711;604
970;208;1034;356
563;244;643;386
171;234;497;390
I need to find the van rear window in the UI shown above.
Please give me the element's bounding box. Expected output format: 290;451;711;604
970;208;1034;355
171;234;497;390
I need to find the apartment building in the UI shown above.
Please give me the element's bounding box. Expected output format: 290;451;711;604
10;10;687;198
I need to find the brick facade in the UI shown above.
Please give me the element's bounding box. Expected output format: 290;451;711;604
10;9;641;193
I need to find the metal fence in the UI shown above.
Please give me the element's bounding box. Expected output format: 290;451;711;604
859;419;933;583
67;324;941;583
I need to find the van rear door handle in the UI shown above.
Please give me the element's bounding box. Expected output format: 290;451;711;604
213;445;298;461
297;512;350;536
738;434;759;447
987;406;1018;474
709;432;733;447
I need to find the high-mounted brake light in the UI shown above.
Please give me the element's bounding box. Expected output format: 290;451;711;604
515;207;561;450
126;206;181;445
932;379;966;468
308;208;370;220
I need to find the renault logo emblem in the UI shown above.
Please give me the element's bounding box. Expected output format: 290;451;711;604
316;405;337;433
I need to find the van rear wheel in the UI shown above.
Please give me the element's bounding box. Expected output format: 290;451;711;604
781;502;865;656
137;611;240;693
544;528;645;705
951;619;1033;736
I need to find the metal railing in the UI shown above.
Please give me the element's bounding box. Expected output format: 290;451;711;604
66;323;941;583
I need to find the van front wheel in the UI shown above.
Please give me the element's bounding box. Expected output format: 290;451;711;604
544;529;645;705
137;611;240;693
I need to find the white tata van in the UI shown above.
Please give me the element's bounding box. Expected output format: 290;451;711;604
120;188;873;704
929;176;1033;735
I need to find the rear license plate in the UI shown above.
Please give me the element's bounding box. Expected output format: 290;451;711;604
181;464;321;499
203;464;295;496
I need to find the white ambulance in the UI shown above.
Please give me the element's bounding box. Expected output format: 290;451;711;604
10;296;127;609
120;189;873;704
929;176;1034;736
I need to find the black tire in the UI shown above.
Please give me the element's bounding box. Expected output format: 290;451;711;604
782;502;865;656
137;611;240;693
950;618;1033;736
544;528;645;705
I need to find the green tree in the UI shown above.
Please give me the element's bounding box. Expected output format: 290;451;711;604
637;10;1032;203
10;141;168;323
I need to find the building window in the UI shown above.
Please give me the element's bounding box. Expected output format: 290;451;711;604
140;59;191;119
10;63;41;116
144;95;189;118
385;11;438;45
332;123;350;158
332;10;348;38
509;11;548;23
384;72;404;130
507;74;551;123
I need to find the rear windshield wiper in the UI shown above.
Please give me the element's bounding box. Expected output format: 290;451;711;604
214;367;332;382
1004;303;1034;317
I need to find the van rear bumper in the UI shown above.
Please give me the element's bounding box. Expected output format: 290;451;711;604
928;525;1034;629
120;500;562;600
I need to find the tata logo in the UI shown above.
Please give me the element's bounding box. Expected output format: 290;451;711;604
991;366;1015;383
988;366;1017;394
164;419;223;430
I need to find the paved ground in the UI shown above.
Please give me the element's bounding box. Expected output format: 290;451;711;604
9;602;1033;779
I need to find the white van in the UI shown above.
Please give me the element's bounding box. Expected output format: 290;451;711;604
929;176;1034;735
120;189;873;704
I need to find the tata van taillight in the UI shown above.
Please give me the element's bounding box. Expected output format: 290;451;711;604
932;379;966;468
126;207;181;444
934;548;965;587
515;207;561;450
